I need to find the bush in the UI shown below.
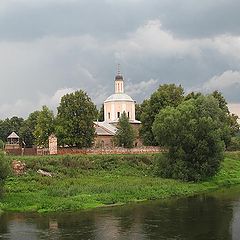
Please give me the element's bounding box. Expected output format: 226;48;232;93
0;140;4;150
0;152;10;181
153;95;230;182
227;137;240;151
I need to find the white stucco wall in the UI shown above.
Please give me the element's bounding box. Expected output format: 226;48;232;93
104;101;135;122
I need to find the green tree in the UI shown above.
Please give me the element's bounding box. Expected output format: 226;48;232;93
152;95;231;181
140;84;184;145
0;140;4;150
98;104;104;121
0;117;24;142
115;111;135;148
56;90;97;148
0;152;10;195
211;90;229;114
135;103;143;121
211;90;239;139
184;91;202;101
19;111;40;147
34;106;55;147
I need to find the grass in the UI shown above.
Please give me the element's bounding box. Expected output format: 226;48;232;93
1;152;240;213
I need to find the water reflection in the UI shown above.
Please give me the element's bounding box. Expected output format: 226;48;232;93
1;187;240;240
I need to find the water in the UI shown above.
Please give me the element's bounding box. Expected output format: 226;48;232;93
1;187;240;240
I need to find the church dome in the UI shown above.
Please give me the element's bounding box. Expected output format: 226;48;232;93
104;93;134;103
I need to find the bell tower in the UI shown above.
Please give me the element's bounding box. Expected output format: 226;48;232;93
115;64;124;94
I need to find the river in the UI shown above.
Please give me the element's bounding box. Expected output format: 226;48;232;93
1;186;240;240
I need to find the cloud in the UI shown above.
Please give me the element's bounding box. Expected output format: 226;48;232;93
201;70;240;92
0;1;240;120
114;20;201;59
228;103;240;118
125;78;158;100
0;88;76;118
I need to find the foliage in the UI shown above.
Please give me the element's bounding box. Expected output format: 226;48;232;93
114;112;136;148
135;103;142;121
211;90;239;138
19;111;40;147
140;84;184;146
227;137;240;151
97;104;104;121
1;153;240;212
184;91;202;100
0;140;4;150
56;90;97;148
0;152;10;182
34;106;55;148
153;95;231;181
0;117;24;142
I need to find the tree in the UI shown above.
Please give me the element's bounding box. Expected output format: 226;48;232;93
185;91;202;101
34;106;55;147
152;95;231;181
114;111;135;148
0;117;24;142
56;90;97;148
211;90;239;139
140;84;184;145
211;90;229;114
135;103;142;121
19;111;40;147
0;152;10;195
97;104;104;121
0;140;4;150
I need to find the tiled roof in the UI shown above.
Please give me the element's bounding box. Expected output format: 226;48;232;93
94;121;117;136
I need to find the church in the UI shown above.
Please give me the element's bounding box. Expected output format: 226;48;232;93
94;68;141;148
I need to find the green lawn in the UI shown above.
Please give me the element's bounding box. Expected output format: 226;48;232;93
1;152;240;213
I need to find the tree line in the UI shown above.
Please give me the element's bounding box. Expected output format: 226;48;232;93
0;84;239;181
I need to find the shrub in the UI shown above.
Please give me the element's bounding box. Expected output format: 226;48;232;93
153;95;230;181
0;152;10;182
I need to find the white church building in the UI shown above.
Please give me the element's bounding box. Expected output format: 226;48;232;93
94;68;141;147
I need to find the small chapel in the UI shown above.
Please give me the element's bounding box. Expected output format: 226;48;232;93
94;67;141;148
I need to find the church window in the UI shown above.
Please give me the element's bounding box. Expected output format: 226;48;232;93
128;112;130;118
108;112;110;119
117;112;120;118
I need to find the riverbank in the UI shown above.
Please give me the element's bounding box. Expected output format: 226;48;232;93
1;152;240;213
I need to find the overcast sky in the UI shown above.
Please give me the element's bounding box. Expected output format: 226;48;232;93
0;0;240;118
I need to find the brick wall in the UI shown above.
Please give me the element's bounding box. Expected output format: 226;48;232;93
57;146;163;155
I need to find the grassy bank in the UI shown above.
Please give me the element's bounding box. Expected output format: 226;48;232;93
1;152;240;213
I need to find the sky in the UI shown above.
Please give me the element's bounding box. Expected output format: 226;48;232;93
0;0;240;119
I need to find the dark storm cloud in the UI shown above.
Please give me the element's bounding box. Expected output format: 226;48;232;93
0;0;240;118
0;0;240;42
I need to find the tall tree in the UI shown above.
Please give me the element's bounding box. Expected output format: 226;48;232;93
152;95;231;181
135;103;143;121
56;90;97;148
140;84;184;145
114;111;135;148
211;90;239;138
34;106;55;147
0;117;24;142
19;111;40;147
97;104;104;121
0;152;10;194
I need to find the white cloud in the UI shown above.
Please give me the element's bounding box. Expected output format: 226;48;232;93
112;19;240;62
0;88;76;118
1;19;240;118
125;78;158;99
201;70;240;92
228;103;240;118
113;20;201;58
